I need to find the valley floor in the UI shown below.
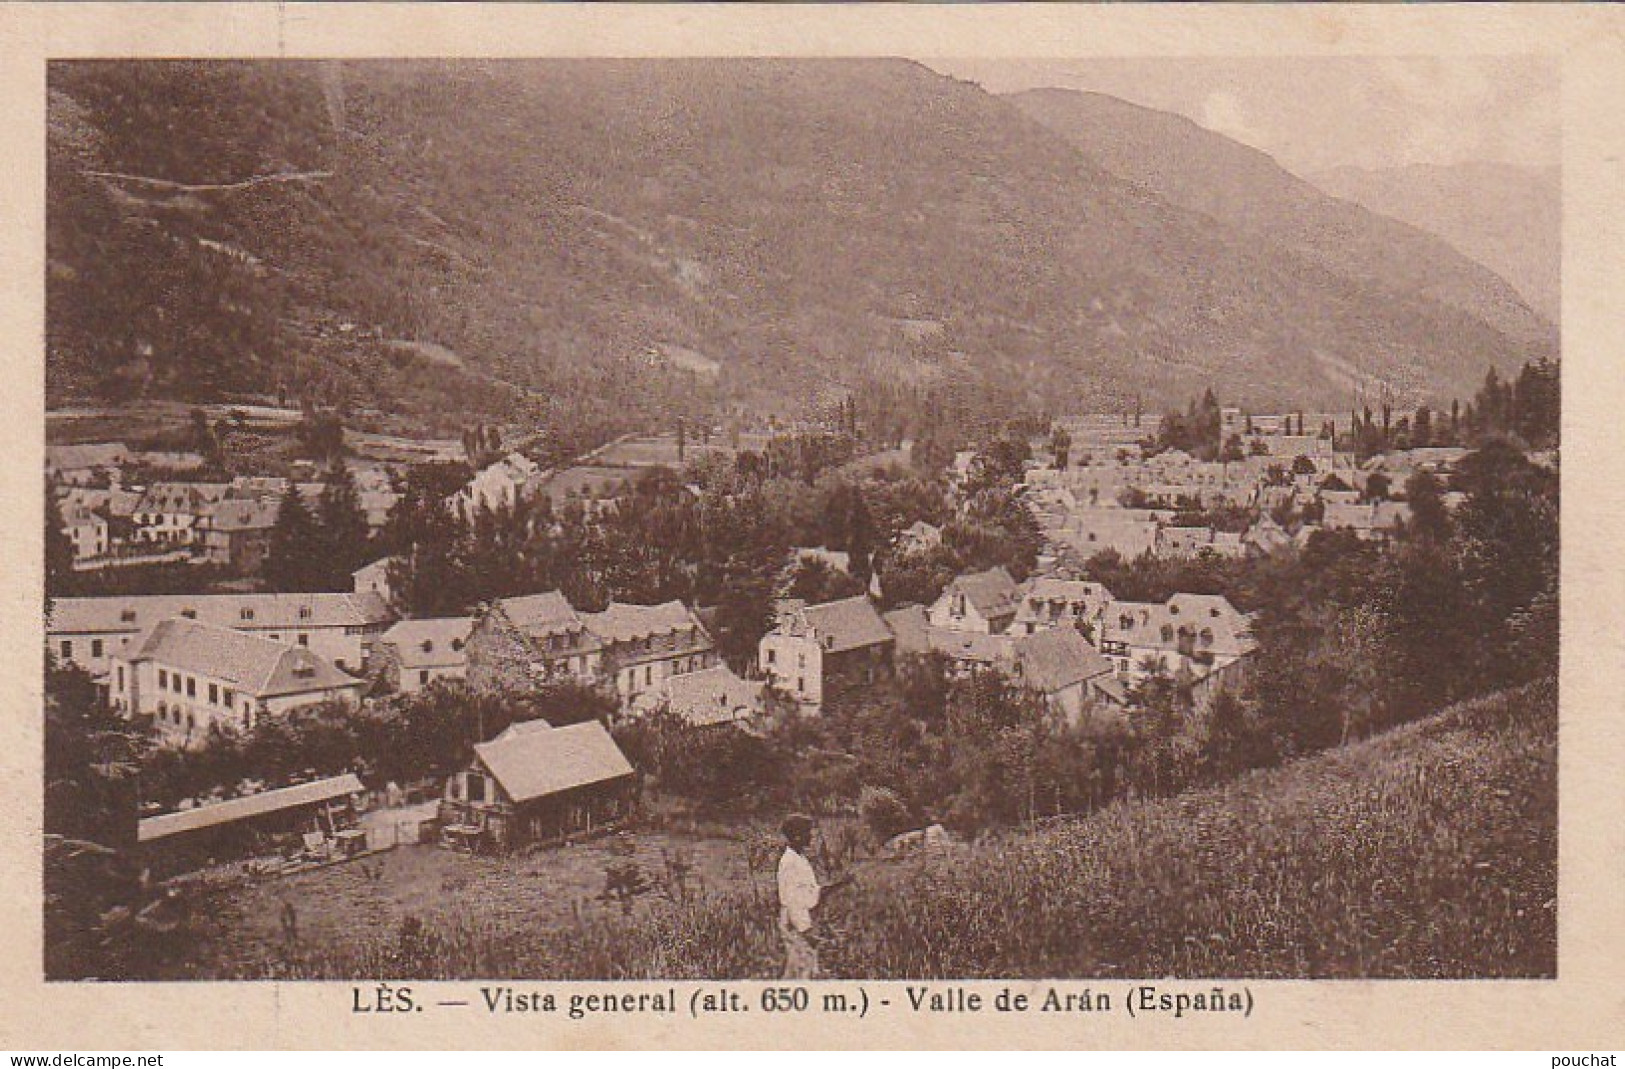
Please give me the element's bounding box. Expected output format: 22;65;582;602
153;678;1556;981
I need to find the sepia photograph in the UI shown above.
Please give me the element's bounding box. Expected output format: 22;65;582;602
40;50;1561;990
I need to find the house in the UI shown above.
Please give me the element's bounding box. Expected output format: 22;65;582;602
450;452;545;520
352;556;397;608
579;600;717;707
1013;578;1114;637
1097;593;1255;687
439;719;638;852
130;482;231;548
373;617;473;693
1322;500;1413;542
46;442;130;485
465;592;602;690
759;594;895;710
895;520;943;554
137;772;364;877
633;664;763;728
928;566;1019;635
48;592;393;679
197;498;279;574
1010;627;1117;722
109;619;364;746
1243;516;1293;556
1057;509;1161;560
59;501;110;563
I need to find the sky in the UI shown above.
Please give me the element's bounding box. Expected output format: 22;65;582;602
921;56;1559;177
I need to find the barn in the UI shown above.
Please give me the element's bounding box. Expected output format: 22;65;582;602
439;720;638;852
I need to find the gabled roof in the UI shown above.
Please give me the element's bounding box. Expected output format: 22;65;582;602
124;618;361;698
945;566;1020;619
135;482;232;514
474;719;634;804
494;592;583;638
381;617;473;669
648;665;762;727
788;595;894;654
1101;594;1254;660
1012;627;1114;693
138;773;364;843
48;592;394;635
881;604;931;656
581;600;705;645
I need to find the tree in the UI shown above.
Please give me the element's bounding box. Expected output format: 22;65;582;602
45;486;75;602
264;483;323;592
316;461;371;588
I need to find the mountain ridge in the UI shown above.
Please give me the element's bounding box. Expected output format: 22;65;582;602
48;60;1556;439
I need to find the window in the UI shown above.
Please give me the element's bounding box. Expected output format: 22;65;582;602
186;677;196;698
240;608;255;621
208;683;219;704
116;666;124;689
158;668;168;688
466;773;486;803
797;676;805;693
92;639;103;659
59;640;72;659
181;609;196;619
171;673;182;693
645;665;653;686
297;634;309;647
419;670;430;687
223;688;234;707
767;648;777;665
1160;625;1174;643
298;606;313;620
120;610;137;623
451;638;464;652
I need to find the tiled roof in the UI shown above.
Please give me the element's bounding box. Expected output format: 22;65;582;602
474;720;635;804
1012;627;1114;693
381;617;473;669
495;592;583;637
48;592;394;635
881;605;931;656
648;665;762;727
125;618;361;698
1101;594;1254;660
581;600;704;645
948;566;1019;619
792;595;894;654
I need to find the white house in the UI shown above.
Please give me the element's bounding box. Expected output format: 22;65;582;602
109;619;364;746
450;452;545;520
374;616;473;693
1012;578;1115;637
928;566;1020;635
49;592;394;680
1096;593;1255;685
759;594;894;710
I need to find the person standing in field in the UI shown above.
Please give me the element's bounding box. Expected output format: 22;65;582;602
776;813;849;979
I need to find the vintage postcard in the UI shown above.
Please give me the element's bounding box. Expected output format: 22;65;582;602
2;1;1622;1051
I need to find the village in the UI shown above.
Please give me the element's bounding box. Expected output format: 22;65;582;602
44;374;1557;924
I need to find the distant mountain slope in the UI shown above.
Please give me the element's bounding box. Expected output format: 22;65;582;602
1311;161;1560;323
48;61;1556;433
1006;87;1556;353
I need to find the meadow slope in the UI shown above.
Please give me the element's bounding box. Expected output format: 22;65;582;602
244;677;1555;981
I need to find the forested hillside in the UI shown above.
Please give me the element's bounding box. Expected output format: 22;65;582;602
49;61;1557;442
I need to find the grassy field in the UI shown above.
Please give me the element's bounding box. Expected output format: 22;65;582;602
185;678;1555;980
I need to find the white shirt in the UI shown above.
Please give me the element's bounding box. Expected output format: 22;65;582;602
777;847;820;932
